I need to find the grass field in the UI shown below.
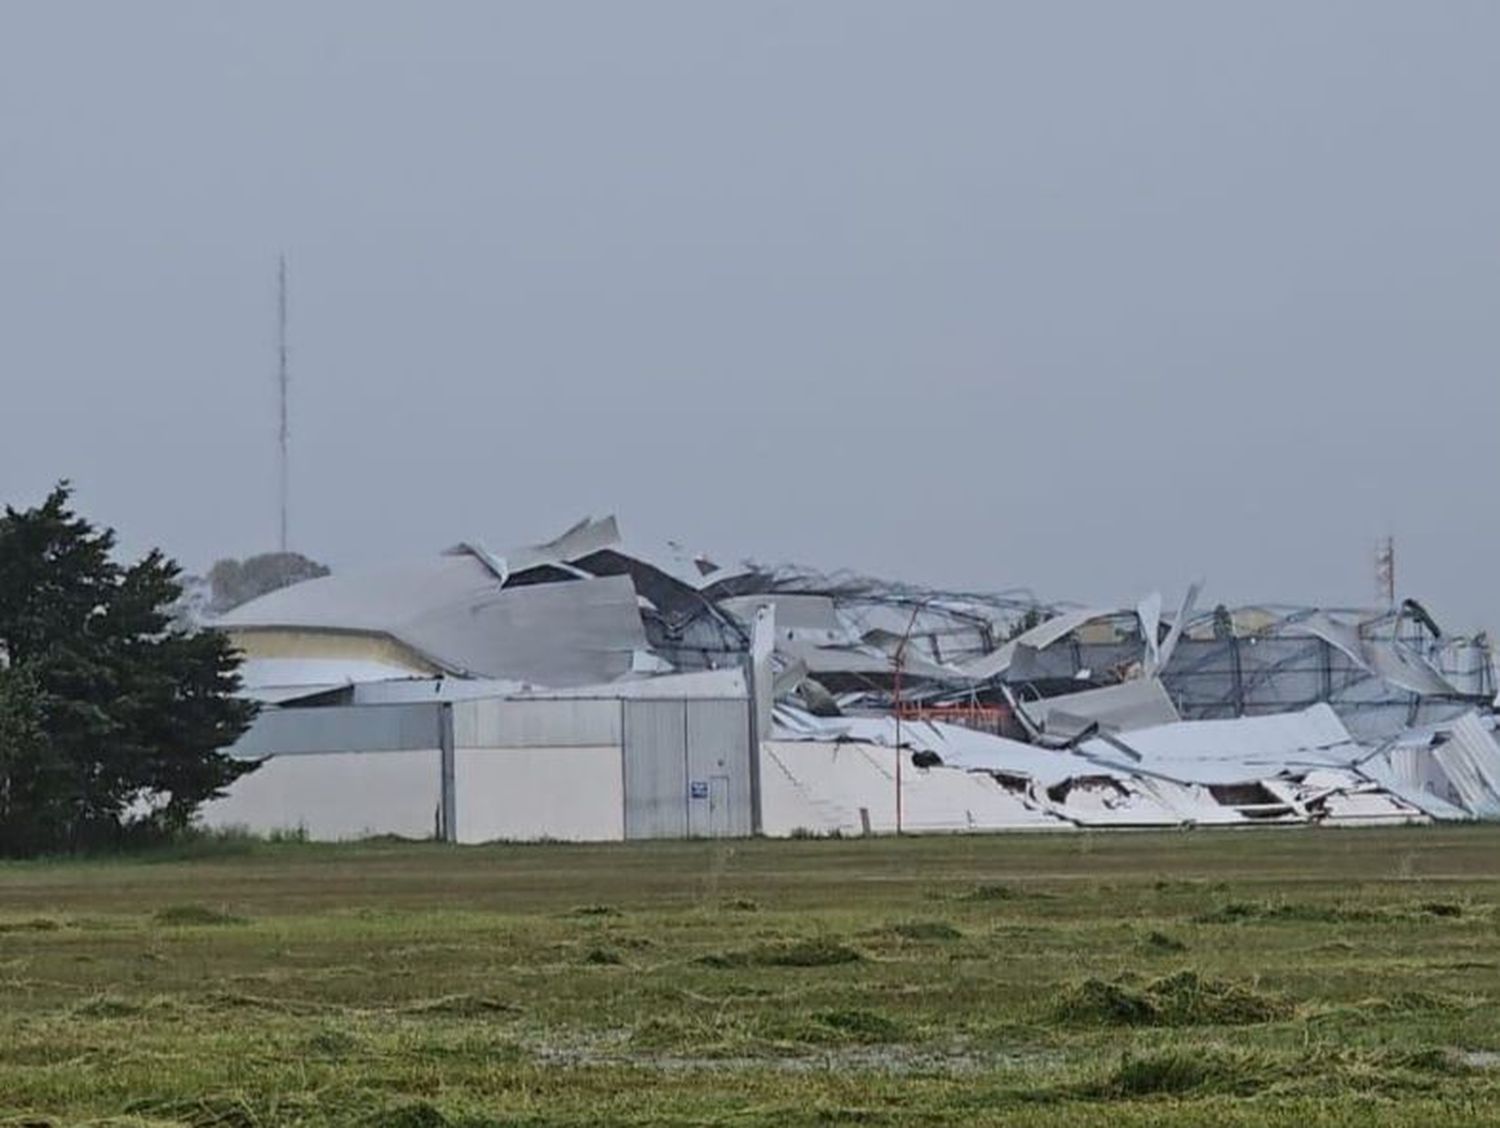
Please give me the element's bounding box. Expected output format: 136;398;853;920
3;826;1500;1126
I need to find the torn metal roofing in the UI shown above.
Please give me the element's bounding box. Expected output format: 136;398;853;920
768;700;1488;828
1013;678;1181;740
1076;704;1362;785
216;513;1500;835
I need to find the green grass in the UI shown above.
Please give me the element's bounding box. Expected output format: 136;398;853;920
2;826;1500;1124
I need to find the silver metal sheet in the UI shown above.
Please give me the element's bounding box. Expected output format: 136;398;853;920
719;594;845;642
231;703;445;758
404;574;646;684
1292;612;1463;698
1137;593;1163;674
623;699;689;839
218;554;498;633
497;515;622;577
1020;678;1181;737
452;697;622;749
686;699;753;837
1156;582;1201;672
219;548;646;687
960;608;1113;681
535;667;748;700
1433;713;1500;818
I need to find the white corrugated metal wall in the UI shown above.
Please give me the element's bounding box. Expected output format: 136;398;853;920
210;694;754;843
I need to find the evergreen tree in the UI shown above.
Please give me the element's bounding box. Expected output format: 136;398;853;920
206;551;329;614
0;484;257;855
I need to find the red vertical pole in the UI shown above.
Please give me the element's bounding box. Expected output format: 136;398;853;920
893;652;903;836
892;600;924;838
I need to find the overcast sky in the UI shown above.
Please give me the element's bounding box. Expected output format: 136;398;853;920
3;3;1497;626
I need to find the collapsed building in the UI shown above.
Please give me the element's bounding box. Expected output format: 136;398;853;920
201;517;1500;841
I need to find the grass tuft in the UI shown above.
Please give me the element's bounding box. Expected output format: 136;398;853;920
1142;930;1188;953
126;1094;262;1127
303;1029;359;1057
811;1009;906;1043
71;994;145;1019
0;917;63;933
888;919;963;942
1096;1046;1268;1097
700;937;864;969
1055;970;1291;1027
152;903;247;927
1054;978;1158;1025
1419;900;1465;918
958;883;1022;902
1194;898;1476;925
360;1101;448;1128
402;994;517;1018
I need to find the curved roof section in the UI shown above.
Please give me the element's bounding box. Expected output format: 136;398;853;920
218;554;495;633
217;537;648;686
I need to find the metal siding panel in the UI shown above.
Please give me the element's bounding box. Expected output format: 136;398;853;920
455;746;625;842
709;776;731;836
405;575;646;685
623;700;688;838
231;703;443;757
686;699;752;837
200;749;442;840
452;698;621;748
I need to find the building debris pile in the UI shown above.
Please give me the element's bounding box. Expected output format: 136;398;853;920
217;515;1500;835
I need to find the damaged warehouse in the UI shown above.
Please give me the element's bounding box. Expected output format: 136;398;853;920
199;516;1500;841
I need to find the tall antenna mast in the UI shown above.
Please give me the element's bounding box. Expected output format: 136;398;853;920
277;254;289;553
1375;535;1395;607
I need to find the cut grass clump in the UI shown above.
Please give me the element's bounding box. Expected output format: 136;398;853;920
0;917;63;933
1142;930;1188;953
199;991;329;1017
1194;898;1471;925
1265;1044;1477;1095
151;903;247;927
401;994;517;1018
958;883;1022;902
630;1016;721;1051
360;1101;449;1128
889;919;963;942
1153;878;1229;894
1356;990;1474;1015
582;945;623;965
1055;979;1158;1025
304;1028;359;1057
567;904;621;918
747;938;863;967
126;1094;264;1127
699;937;863;969
1377;1046;1473;1074
1150;970;1292;1024
1055;970;1291;1027
72;994;145;1019
1194;899;1385;924
811;1009;906;1043
1092;1047;1269;1098
1420;900;1465;918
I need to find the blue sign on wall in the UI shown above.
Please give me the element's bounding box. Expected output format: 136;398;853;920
689;780;709;800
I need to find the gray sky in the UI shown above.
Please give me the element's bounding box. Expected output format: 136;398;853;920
4;2;1498;627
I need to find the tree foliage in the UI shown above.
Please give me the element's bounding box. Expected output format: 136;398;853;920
0;484;258;855
207;552;329;614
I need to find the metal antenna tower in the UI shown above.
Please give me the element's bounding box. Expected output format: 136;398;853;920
277;255;289;553
1375;535;1395;607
